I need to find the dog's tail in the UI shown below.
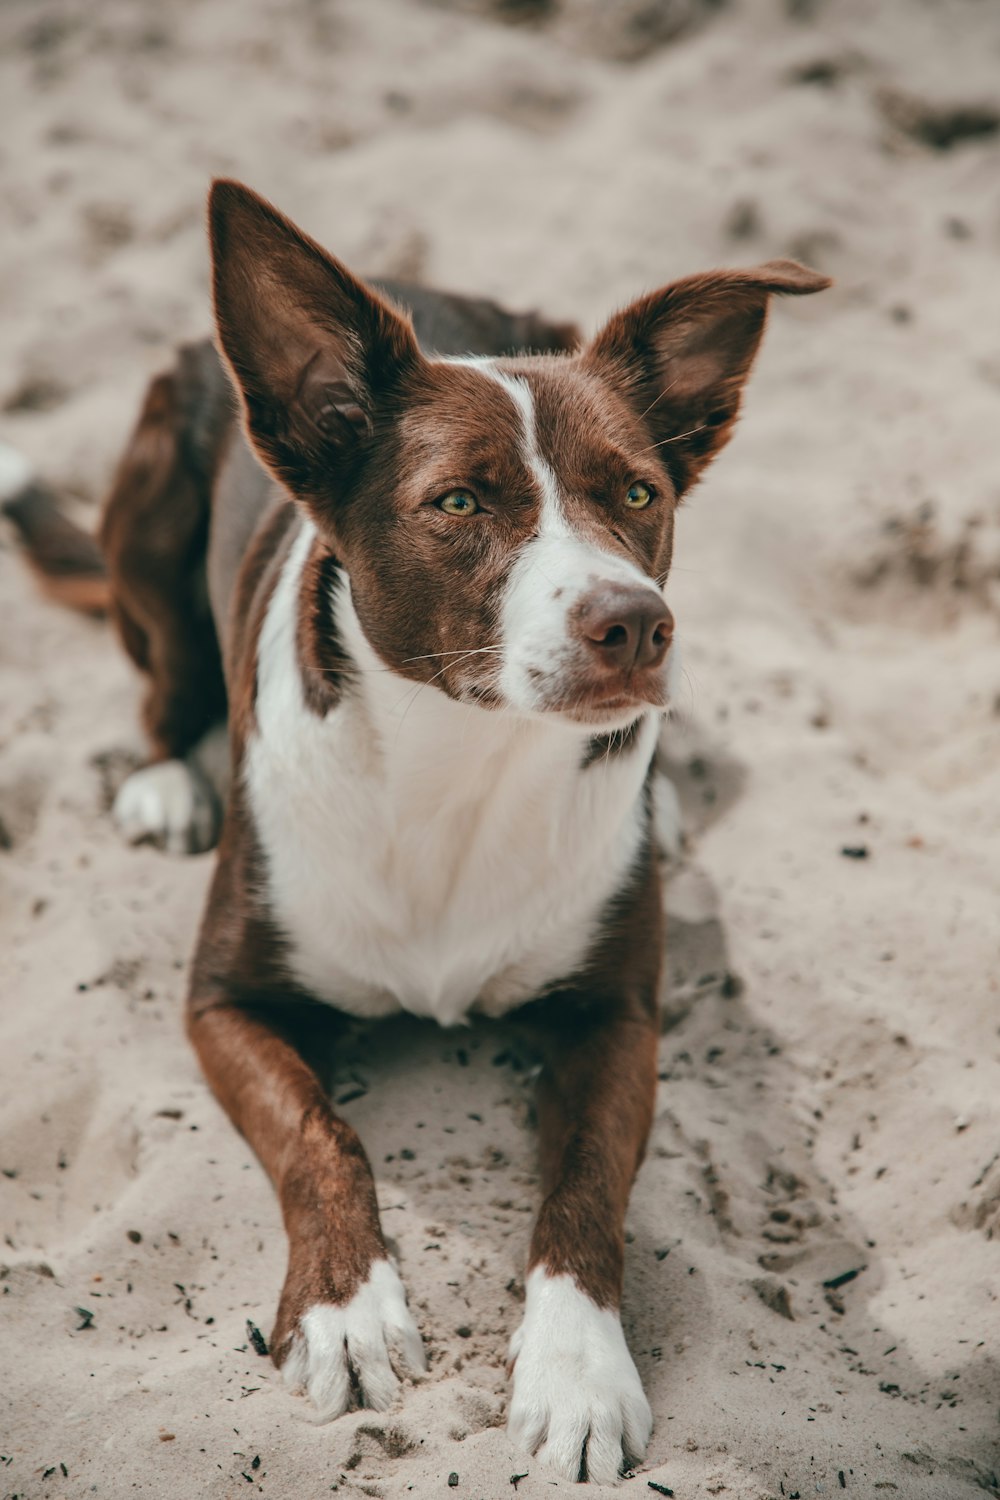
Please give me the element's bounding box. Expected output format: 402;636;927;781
0;443;110;616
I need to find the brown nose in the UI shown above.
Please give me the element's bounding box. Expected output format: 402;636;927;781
577;585;674;671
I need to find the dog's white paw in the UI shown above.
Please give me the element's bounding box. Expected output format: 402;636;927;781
112;760;218;855
651;769;684;862
280;1260;427;1420
0;442;32;502
508;1269;652;1485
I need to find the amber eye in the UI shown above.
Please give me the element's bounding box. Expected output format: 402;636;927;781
625;482;654;510
438;489;479;516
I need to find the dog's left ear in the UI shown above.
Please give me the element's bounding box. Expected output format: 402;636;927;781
585;260;831;496
209;179;421;500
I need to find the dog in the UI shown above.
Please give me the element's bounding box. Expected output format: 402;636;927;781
3;180;829;1483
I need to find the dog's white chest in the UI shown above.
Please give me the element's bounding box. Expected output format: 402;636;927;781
244;526;657;1026
248;724;651;1024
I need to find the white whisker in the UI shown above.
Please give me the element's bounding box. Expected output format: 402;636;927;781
636;422;710;455
635;373;683;424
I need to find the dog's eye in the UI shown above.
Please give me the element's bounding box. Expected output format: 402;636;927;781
625;482;655;510
437;489;479;516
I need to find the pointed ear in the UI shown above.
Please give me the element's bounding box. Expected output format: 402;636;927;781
208;179;421;498
584;260;831;496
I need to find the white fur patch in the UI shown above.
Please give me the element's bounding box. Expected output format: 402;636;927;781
508;1269;652;1484
499;524;659;718
113;758;218;855
468;364;671;721
0;442;32;502
245;520;658;1026
651;767;684;862
281;1259;426;1419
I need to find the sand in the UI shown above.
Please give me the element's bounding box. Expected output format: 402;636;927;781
2;0;999;1496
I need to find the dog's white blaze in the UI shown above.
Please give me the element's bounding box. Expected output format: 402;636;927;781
508;1268;652;1484
482;364;567;529
281;1258;425;1419
244;518;657;1025
463;362;666;716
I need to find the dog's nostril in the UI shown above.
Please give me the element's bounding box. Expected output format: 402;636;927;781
600;623;630;649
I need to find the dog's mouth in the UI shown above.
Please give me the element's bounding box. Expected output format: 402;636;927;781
548;681;670;728
460;670;670;728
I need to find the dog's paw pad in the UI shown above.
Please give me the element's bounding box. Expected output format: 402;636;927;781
280;1260;426;1421
508;1270;652;1485
112;760;218;855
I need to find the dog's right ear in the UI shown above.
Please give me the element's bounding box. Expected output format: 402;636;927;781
209;180;420;499
585;259;830;497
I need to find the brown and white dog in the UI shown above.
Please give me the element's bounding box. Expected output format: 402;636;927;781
3;182;828;1484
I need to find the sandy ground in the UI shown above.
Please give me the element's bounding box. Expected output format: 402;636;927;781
3;1;1000;1496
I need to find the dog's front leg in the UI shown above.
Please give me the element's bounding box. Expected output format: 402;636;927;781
510;993;659;1483
187;995;426;1416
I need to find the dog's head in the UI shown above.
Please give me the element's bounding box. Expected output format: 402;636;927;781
209;181;829;731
